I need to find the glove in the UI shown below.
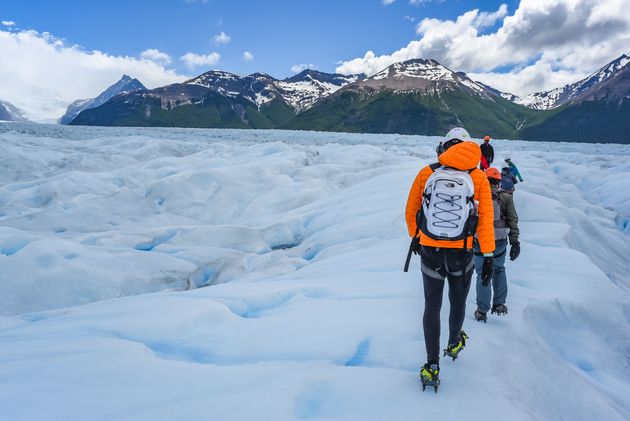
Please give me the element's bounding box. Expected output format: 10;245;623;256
481;256;494;287
510;241;521;261
410;237;421;255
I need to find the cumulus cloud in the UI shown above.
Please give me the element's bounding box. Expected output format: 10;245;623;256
0;29;186;121
382;0;396;5
213;31;231;45
140;48;172;65
291;64;316;73
180;51;221;69
337;0;630;96
243;51;254;62
2;20;15;27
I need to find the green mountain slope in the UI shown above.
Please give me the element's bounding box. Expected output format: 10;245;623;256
517;100;630;143
286;89;536;138
71;91;295;129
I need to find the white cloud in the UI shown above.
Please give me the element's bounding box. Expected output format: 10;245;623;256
243;51;254;62
2;20;15;27
0;29;187;121
382;0;396;5
469;61;590;98
140;48;172;65
213;31;231;45
337;0;630;96
291;64;316;73
180;51;221;70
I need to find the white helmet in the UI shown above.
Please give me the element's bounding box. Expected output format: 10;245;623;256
445;127;471;141
436;127;470;155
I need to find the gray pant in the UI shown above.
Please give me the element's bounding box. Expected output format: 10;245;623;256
474;239;508;312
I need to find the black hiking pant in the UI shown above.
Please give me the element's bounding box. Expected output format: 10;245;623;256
420;245;474;364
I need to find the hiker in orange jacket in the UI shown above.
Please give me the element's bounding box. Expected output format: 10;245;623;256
405;127;495;390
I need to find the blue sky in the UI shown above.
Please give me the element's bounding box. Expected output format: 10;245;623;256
2;0;517;78
1;0;628;120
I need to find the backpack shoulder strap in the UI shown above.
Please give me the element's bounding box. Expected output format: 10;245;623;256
429;162;441;172
497;191;508;218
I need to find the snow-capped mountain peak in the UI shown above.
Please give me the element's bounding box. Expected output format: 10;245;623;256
475;81;520;102
355;58;488;96
278;70;361;112
59;75;146;124
371;59;453;82
517;54;630;110
285;69;362;86
182;69;360;112
0;99;29;122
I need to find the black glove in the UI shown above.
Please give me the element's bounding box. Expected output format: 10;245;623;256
510;241;520;261
410;237;421;255
481;256;494;287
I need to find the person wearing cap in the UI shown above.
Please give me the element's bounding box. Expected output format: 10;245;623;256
480;135;494;170
405;127;495;388
504;157;523;182
473;167;520;323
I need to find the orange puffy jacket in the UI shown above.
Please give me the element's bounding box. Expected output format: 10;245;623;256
405;141;495;254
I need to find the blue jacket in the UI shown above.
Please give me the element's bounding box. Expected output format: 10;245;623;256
506;161;523;182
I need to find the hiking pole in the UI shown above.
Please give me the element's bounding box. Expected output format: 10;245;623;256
403;239;414;272
404;221;421;272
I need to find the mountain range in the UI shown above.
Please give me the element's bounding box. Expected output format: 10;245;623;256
68;54;630;143
288;59;534;138
71;70;360;129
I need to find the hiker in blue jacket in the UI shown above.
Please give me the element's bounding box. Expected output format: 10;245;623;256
505;158;523;182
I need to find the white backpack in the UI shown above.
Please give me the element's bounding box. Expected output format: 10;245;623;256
419;165;477;241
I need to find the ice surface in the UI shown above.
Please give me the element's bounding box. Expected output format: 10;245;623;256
0;123;629;420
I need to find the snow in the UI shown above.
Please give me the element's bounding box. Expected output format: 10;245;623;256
456;77;485;94
253;91;274;107
0;123;629;420
185;71;353;111
277;78;345;111
372;61;455;82
369;61;488;97
188;71;240;88
516;86;565;110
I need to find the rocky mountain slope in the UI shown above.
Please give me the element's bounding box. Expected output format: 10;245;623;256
60;75;146;124
0;100;29;122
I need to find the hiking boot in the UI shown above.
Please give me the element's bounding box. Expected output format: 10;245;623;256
474;309;487;323
443;330;469;361
420;362;440;393
491;304;508;316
